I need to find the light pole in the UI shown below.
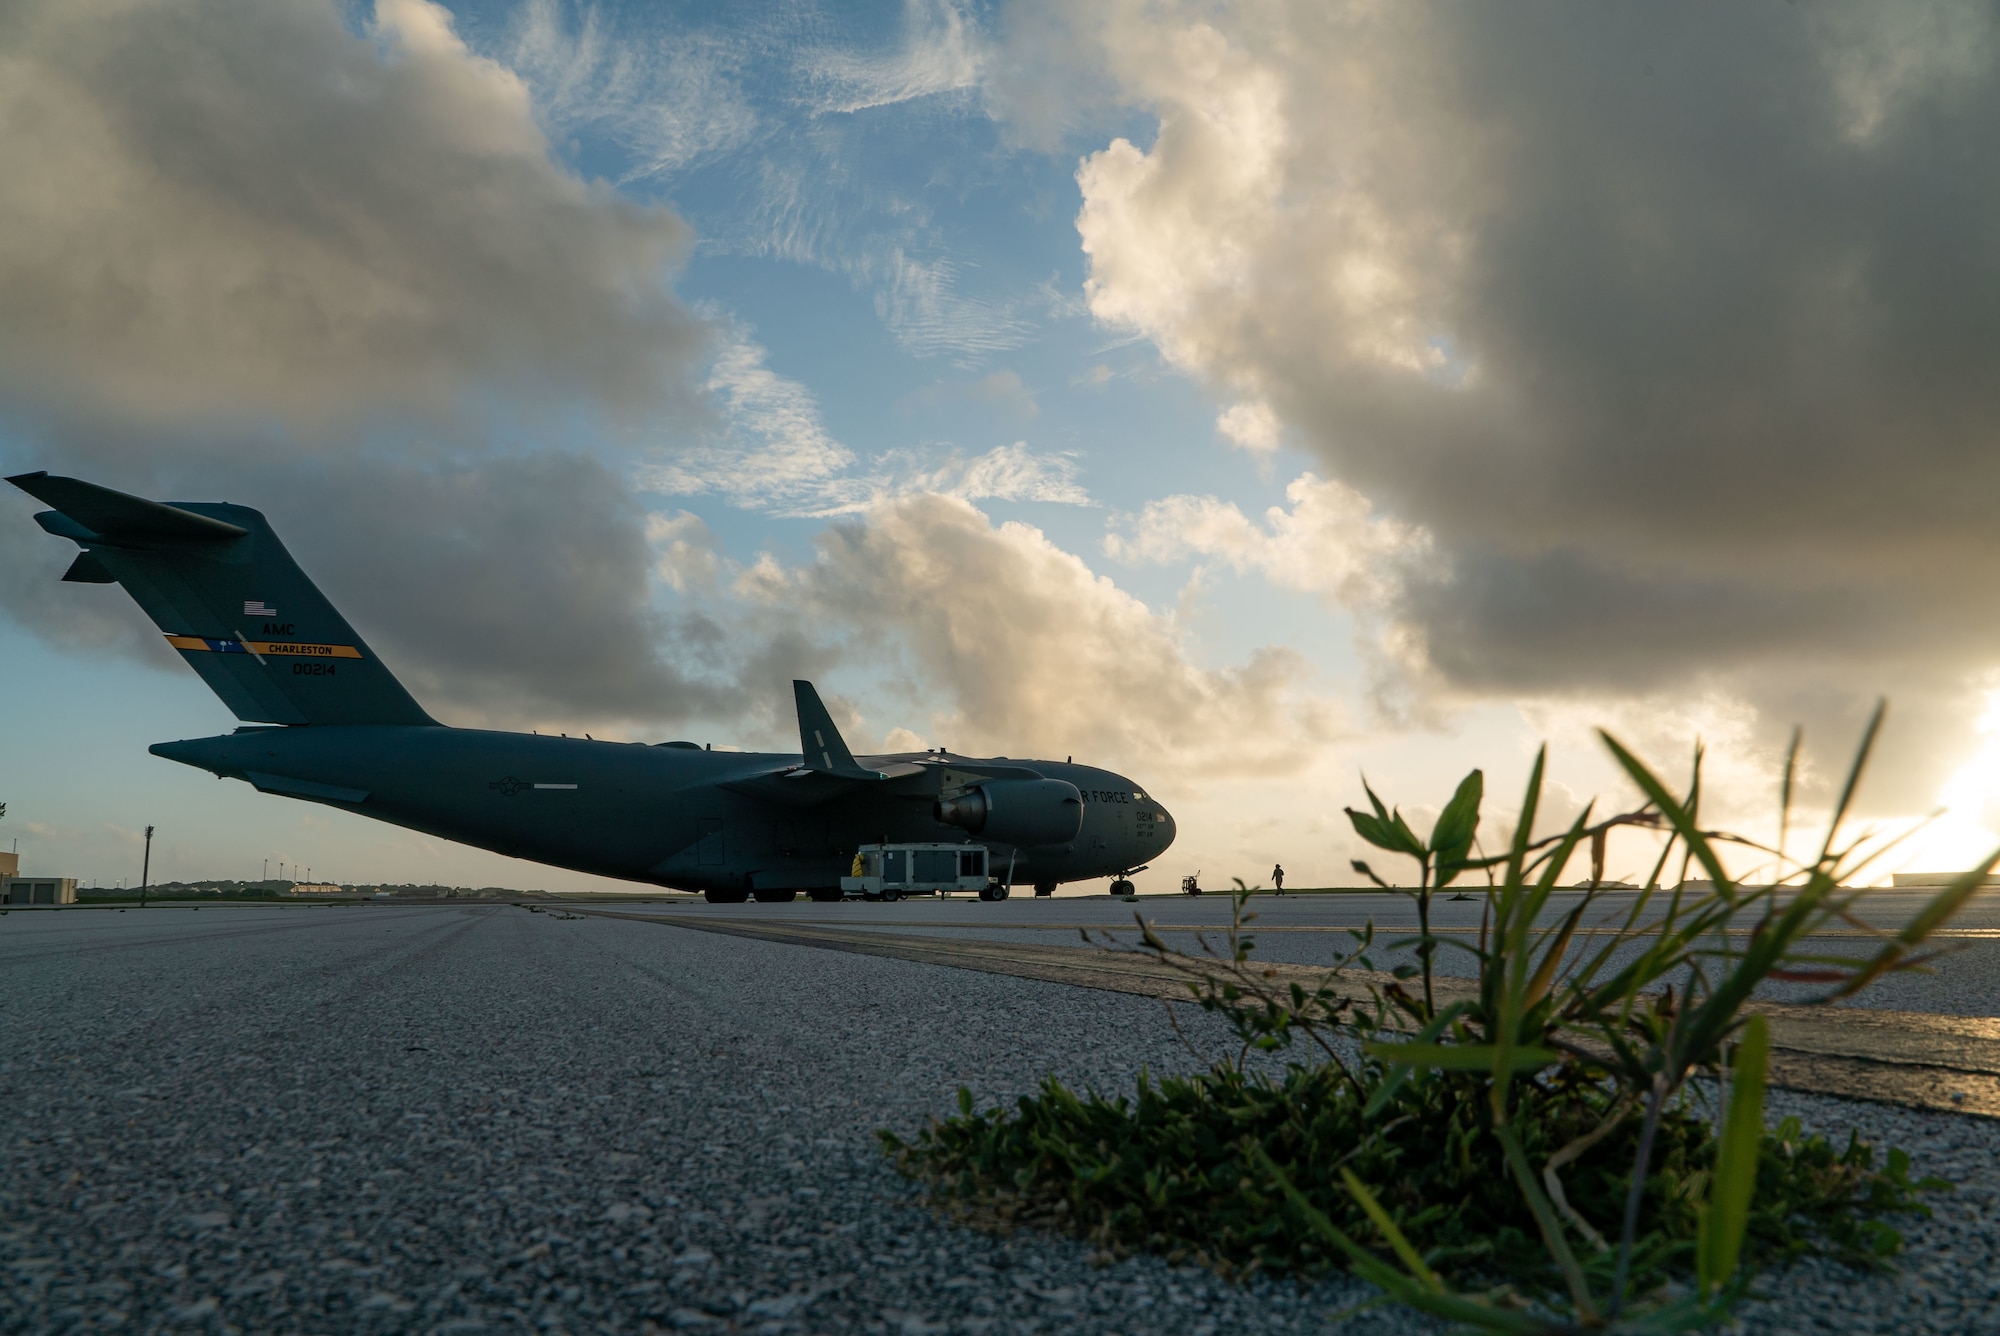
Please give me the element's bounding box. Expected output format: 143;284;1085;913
140;825;154;909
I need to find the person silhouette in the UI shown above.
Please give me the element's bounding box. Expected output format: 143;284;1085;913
1272;863;1285;896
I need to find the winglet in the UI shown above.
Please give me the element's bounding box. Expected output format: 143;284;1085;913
793;680;876;777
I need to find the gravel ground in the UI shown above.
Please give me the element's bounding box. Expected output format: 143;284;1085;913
3;901;1996;1334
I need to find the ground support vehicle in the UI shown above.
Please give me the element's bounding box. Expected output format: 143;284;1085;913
841;843;1008;901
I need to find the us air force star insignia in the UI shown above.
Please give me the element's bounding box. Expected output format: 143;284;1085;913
490;776;530;797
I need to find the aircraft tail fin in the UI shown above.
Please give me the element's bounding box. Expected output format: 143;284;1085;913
9;471;435;727
793;680;877;777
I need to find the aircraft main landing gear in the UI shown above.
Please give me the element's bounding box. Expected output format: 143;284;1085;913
1033;880;1056;897
704;886;749;904
807;887;843;903
752;887;797;903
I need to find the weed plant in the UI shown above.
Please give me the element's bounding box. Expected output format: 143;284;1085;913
884;708;1982;1331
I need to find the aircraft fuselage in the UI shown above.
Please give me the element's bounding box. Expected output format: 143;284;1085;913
151;726;1174;894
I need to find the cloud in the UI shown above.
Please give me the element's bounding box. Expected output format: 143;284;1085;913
638;323;1088;515
1215;401;1280;454
0;0;702;434
505;0;762;180
1107;472;1433;614
639;323;858;510
737;492;1340;774
267;453;748;727
1045;0;2000;719
799;0;986;115
901;441;1089;508
870;249;1037;363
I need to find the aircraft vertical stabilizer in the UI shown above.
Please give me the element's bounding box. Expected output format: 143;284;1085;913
8;472;435;727
793;680;878;777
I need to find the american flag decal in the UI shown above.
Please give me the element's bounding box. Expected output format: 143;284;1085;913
244;600;276;617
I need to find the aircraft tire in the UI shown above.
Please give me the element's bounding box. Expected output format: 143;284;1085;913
703;887;749;904
806;887;843;903
753;887;798;903
1033;880;1056;897
1110;879;1136;897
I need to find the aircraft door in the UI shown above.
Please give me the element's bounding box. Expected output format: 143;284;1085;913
697;817;725;866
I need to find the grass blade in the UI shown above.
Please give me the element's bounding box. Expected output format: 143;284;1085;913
1698;1014;1770;1297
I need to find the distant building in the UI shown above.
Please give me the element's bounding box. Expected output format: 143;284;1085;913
3;873;77;905
291;883;344;894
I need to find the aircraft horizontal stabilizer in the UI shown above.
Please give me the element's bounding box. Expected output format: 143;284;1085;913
10;471;248;547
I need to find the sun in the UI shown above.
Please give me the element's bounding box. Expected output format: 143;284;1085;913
1898;684;2000;879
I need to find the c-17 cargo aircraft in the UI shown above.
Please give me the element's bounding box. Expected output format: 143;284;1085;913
8;472;1176;901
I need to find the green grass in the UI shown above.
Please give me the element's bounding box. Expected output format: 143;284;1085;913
884;707;1979;1331
886;1064;1937;1295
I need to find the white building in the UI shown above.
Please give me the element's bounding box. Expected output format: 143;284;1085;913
2;875;78;905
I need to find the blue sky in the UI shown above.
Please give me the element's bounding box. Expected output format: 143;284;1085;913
7;0;2000;891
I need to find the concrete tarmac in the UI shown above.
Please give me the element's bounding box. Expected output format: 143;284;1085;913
5;899;1998;1333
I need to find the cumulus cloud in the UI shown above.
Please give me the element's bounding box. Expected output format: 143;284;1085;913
264;453;745;727
1054;3;2000;676
1107;472;1432;613
0;0;749;731
1014;0;2000;807
737;493;1340;774
0;0;702;433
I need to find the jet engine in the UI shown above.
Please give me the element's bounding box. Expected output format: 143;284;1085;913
934;778;1083;846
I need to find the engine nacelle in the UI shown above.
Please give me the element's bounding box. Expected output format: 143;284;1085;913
934;778;1083;847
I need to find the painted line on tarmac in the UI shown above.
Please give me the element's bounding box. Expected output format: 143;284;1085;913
575;910;2000;1119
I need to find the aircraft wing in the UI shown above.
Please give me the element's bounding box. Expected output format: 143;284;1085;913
716;681;925;806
